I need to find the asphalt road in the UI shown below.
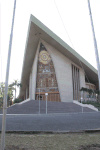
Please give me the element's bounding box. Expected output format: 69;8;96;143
0;112;100;132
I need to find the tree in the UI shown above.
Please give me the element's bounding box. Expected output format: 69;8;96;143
0;82;5;108
9;80;22;100
87;89;93;100
80;87;88;100
7;85;15;106
80;87;100;102
0;82;15;107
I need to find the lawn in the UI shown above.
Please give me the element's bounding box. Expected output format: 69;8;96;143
0;133;100;150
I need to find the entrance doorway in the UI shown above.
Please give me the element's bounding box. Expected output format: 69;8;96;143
35;92;61;102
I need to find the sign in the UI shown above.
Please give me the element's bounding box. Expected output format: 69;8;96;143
45;93;48;96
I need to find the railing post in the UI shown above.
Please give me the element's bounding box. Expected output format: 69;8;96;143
45;93;48;114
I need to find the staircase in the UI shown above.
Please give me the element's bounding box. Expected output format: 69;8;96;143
0;100;95;114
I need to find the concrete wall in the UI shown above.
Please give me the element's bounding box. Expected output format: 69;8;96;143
29;41;40;100
29;39;86;102
29;72;32;99
41;40;73;102
41;39;86;102
80;69;85;88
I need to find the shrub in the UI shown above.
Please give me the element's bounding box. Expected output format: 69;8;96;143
13;98;23;104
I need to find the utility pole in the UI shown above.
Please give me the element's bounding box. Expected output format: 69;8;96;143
87;0;100;97
1;0;16;150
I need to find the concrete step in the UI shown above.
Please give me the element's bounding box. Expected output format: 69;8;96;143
0;100;95;114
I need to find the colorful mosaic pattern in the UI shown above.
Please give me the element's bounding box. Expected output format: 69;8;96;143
36;48;58;92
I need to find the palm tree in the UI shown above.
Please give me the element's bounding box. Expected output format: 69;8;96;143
80;87;88;101
94;90;100;102
7;85;15;106
87;89;93;100
9;80;22;99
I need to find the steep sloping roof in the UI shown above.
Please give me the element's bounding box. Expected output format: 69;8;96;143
19;14;98;98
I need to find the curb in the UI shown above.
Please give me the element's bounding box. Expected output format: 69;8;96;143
0;130;100;134
0;111;99;116
84;129;100;133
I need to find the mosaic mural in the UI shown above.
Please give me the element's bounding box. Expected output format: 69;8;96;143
35;44;60;102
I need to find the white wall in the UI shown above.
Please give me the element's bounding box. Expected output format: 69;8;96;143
41;40;73;102
80;69;85;88
41;39;86;102
29;72;32;99
29;41;40;100
29;39;86;102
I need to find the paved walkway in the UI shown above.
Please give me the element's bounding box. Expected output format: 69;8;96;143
0;112;100;132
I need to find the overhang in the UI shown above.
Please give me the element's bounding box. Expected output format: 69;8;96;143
19;14;98;98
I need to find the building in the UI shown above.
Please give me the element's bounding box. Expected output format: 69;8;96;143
19;14;98;102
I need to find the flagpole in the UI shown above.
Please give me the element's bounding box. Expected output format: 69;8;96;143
1;0;16;149
87;0;100;95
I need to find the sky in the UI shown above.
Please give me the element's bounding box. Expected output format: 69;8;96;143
0;0;100;86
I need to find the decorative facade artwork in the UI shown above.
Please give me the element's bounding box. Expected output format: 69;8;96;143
35;44;60;102
39;50;51;65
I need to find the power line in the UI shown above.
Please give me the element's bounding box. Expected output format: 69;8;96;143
54;0;90;83
54;0;74;49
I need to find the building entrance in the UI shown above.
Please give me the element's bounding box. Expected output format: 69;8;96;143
36;92;61;102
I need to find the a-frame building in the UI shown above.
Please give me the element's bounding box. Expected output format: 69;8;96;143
19;14;98;102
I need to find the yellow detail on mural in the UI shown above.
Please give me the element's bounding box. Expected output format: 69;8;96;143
39;50;51;65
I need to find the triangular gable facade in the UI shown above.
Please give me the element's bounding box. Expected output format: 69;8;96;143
19;14;98;102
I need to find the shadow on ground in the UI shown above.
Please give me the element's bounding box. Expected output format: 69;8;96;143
79;144;100;150
4;145;31;150
4;144;100;150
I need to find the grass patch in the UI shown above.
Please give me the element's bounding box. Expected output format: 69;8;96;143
82;101;100;111
0;133;100;150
